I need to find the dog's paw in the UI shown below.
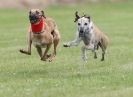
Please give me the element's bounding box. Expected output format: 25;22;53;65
46;54;52;58
48;58;53;62
41;57;47;61
101;58;104;61
19;49;31;55
82;56;88;63
48;54;56;62
63;43;70;47
94;55;97;59
19;49;25;53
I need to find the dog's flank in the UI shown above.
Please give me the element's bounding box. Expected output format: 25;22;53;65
64;11;109;62
20;9;60;62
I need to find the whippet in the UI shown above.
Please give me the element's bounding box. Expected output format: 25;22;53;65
63;11;109;62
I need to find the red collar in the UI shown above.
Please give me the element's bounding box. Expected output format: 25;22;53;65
31;18;44;33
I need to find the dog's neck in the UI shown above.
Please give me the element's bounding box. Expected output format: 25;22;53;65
31;18;44;33
81;21;95;45
88;21;93;32
86;21;94;34
83;21;94;34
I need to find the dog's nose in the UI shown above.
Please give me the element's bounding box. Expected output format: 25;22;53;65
79;27;84;33
29;15;39;24
80;30;84;33
80;28;84;33
79;27;84;37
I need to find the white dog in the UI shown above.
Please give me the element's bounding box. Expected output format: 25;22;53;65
63;11;109;62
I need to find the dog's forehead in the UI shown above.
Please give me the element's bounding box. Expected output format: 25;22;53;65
78;17;89;23
30;9;41;13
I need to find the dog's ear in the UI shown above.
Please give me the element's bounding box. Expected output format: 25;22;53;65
83;12;87;17
86;16;91;22
74;11;80;22
36;10;39;14
87;16;90;19
41;10;46;18
29;10;32;15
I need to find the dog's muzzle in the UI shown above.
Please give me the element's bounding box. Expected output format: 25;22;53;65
29;15;40;24
79;28;84;37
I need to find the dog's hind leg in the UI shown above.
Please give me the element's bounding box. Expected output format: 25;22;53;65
53;39;59;56
97;42;101;50
98;42;105;61
53;29;60;56
101;50;105;61
47;29;60;62
94;44;97;59
20;31;32;55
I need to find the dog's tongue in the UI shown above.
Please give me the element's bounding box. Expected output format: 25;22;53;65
31;19;44;33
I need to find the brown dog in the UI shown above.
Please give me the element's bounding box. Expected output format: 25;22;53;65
19;9;60;61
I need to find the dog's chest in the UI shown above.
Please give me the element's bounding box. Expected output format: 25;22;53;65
32;34;48;47
81;32;92;45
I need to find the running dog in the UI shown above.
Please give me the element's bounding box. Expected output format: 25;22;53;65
20;9;60;61
63;11;109;62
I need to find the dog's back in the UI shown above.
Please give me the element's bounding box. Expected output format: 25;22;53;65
93;24;109;49
44;17;57;32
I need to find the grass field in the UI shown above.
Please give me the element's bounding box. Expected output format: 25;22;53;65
0;2;133;97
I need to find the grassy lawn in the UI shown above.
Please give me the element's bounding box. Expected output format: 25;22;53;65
0;2;133;97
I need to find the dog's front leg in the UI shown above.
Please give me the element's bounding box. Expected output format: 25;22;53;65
19;30;32;55
81;46;88;63
41;44;52;61
63;31;81;47
81;44;95;62
36;47;42;58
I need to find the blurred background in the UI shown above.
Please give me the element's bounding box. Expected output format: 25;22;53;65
0;0;131;9
0;1;133;97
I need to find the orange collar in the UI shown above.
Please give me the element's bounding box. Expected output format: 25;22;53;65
31;18;44;33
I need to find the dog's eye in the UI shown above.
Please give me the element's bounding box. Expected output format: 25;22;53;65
84;23;88;25
78;23;81;26
36;11;39;14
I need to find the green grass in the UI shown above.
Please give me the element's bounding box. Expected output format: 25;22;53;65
0;2;133;97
